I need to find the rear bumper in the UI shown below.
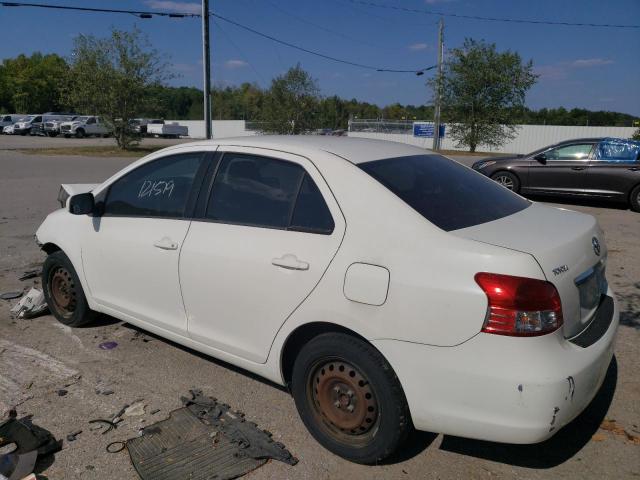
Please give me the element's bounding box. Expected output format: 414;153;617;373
373;289;618;444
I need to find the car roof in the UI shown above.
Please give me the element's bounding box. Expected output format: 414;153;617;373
169;135;432;165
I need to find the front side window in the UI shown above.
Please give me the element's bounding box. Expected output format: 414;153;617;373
86;117;96;124
104;152;205;218
360;154;530;232
206;153;334;233
545;144;593;160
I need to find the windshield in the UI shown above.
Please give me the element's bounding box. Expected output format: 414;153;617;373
76;116;90;122
359;154;530;232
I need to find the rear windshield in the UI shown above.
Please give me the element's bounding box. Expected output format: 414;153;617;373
359;154;530;231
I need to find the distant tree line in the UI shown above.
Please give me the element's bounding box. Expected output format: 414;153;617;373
0;51;637;131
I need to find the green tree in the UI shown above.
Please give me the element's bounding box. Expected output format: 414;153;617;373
632;128;640;141
0;53;68;113
433;38;537;152
63;27;172;149
260;64;320;134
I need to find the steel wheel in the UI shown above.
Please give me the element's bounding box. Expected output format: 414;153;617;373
494;174;515;190
49;266;77;318
308;359;380;446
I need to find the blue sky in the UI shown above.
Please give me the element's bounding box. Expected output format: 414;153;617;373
1;0;639;115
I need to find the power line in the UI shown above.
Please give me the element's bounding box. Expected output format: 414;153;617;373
213;18;268;86
1;1;437;74
210;12;436;73
342;0;640;29
0;1;198;18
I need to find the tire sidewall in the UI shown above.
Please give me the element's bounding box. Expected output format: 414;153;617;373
630;185;640;212
291;333;410;464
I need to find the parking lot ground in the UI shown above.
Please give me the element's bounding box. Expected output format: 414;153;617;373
0;148;639;479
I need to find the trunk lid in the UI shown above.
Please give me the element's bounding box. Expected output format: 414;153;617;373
452;203;607;338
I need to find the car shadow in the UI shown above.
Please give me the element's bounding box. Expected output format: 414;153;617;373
526;194;629;211
438;356;618;469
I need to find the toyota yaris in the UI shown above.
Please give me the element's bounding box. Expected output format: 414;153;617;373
36;136;618;463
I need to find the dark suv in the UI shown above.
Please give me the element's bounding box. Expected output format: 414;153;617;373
472;137;640;212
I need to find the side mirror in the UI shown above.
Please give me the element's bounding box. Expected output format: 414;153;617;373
69;192;95;215
534;152;547;163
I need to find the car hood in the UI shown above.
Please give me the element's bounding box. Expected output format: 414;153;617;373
452;203;607;338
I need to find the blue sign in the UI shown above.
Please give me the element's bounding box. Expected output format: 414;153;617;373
413;122;445;138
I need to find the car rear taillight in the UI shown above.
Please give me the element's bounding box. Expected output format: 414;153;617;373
474;272;563;337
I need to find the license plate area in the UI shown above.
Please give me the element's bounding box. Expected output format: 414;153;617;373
575;260;608;321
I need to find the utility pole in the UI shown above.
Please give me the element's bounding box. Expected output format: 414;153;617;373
432;18;444;150
202;0;212;139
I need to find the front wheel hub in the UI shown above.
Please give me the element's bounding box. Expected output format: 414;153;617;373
50;267;77;315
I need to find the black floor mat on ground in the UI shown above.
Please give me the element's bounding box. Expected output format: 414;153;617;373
127;408;265;480
126;390;297;480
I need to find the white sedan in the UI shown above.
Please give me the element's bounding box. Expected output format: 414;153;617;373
36;136;618;463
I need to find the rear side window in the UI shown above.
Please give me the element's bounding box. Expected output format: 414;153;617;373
290;174;335;233
104;152;205;218
206;153;334;233
360;155;530;232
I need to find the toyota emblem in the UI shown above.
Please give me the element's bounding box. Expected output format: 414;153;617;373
592;237;601;256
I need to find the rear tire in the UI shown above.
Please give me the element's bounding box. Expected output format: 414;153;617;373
491;171;520;192
42;251;96;327
630;184;640;212
291;333;412;464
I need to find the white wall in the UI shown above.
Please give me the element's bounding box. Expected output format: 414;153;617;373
165;120;257;139
349;125;637;154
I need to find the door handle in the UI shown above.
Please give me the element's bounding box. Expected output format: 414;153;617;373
571;166;586;171
272;254;309;271
153;237;178;250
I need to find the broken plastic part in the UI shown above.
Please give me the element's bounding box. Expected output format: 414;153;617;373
9;288;47;319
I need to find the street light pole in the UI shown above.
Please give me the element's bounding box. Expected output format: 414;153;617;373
202;0;212;139
432;18;444;150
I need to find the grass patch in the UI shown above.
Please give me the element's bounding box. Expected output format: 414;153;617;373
17;145;166;157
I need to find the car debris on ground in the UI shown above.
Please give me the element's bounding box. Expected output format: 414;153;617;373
9;289;47;319
0;410;61;480
0;292;23;301
122;389;297;480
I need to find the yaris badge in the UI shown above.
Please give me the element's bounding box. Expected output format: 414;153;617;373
592;237;601;256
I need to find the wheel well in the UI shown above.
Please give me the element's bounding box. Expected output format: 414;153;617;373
280;322;368;387
41;242;61;255
629;182;640;201
491;169;518;179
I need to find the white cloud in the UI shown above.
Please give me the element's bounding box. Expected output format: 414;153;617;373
144;1;201;15
224;59;249;69
408;42;429;51
570;58;614;68
535;58;615;80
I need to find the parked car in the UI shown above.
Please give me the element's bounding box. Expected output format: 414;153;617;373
44;115;78;137
130;118;164;135
12;114;75;136
146;121;188;138
0;114;27;132
11;115;40;135
2;124;16;135
60;116;109;138
472;137;640;211
36;137;617;464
